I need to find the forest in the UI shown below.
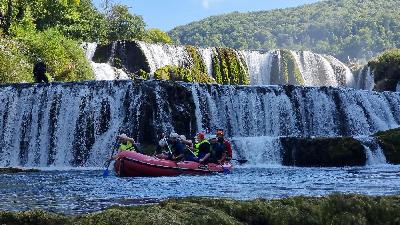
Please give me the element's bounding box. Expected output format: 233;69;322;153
169;0;400;62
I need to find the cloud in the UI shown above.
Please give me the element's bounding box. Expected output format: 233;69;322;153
201;0;225;9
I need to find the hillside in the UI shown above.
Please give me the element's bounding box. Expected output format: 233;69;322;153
169;0;400;61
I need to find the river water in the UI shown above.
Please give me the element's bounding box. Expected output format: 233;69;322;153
1;165;399;214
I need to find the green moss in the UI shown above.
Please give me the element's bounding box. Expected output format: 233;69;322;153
212;48;250;85
185;45;207;74
2;195;400;225
154;65;216;84
375;128;400;164
280;49;304;85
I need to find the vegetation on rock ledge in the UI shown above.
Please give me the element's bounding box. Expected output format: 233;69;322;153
369;49;400;92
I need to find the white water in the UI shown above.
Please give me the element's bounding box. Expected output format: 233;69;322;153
240;50;273;85
355;136;387;166
136;41;190;75
82;42;129;80
231;136;282;166
198;48;214;76
291;51;339;87
354;66;375;90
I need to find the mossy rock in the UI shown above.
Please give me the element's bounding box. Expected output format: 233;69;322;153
281;137;366;167
2;195;400;225
369;49;400;92
375;128;400;164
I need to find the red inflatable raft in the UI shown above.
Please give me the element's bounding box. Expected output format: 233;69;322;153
114;151;233;177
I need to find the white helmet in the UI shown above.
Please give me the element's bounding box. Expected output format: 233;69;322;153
169;132;179;139
158;139;167;147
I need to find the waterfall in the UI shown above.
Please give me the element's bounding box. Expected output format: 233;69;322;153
354;136;387;165
231;136;282;166
82;42;129;80
240;50;273;85
397;82;400;92
136;41;191;75
291;51;339;87
1;81;399;168
90;41;357;88
354;66;374;90
198;48;214;76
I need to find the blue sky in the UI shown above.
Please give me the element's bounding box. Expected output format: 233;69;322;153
93;0;322;31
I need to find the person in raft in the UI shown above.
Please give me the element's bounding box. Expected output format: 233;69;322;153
210;129;232;163
156;133;185;161
187;132;211;164
111;133;138;159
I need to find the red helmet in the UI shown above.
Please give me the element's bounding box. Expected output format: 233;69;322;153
197;132;205;140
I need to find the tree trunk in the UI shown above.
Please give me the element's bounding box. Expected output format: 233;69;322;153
4;0;13;34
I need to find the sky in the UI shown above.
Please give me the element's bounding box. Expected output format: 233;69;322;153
93;0;322;31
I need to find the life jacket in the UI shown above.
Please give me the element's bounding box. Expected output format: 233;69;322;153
119;141;135;151
194;139;210;157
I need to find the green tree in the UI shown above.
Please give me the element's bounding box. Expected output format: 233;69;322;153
107;4;145;41
144;28;173;44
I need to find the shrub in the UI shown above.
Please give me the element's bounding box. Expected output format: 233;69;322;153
11;26;94;82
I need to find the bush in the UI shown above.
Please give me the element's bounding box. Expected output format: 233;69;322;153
11;26;94;82
0;37;33;83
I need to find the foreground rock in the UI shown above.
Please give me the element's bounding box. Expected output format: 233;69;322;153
1;194;400;225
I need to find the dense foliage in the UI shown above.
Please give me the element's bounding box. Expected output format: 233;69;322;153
369;49;400;91
1;195;400;225
0;0;173;84
169;0;400;61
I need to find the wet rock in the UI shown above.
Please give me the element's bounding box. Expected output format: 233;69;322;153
0;167;40;173
375;128;400;164
281;137;366;167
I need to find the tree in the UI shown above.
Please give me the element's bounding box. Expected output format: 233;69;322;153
144;28;173;44
107;4;145;41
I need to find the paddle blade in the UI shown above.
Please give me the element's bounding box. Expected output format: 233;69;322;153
102;169;110;177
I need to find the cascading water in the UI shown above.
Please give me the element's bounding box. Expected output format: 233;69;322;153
231;136;282;166
198;48;214;76
291;51;339;87
354;66;375;90
354;136;387;165
1;81;400;168
136;41;191;74
89;41;357;88
240;50;273;85
81;43;129;80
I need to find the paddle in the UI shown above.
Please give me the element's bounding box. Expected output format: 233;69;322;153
103;144;119;177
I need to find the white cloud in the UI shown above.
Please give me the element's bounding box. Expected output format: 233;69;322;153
201;0;225;9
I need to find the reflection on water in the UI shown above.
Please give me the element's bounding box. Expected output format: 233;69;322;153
0;166;400;214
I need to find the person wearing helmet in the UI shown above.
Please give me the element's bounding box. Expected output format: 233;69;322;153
190;132;211;164
156;133;185;161
212;129;232;163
